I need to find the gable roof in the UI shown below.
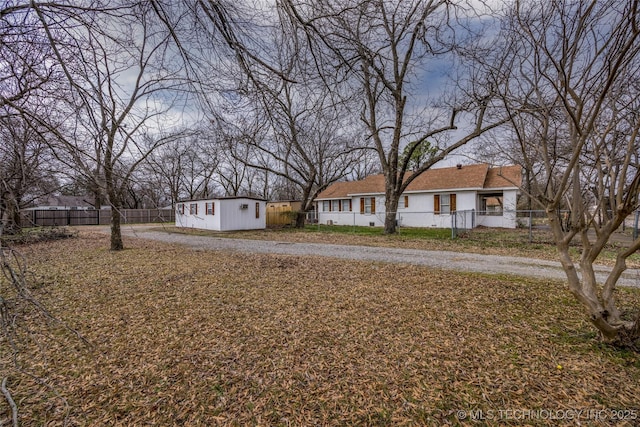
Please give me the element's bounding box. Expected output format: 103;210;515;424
484;165;522;189
406;163;489;192
316;164;522;200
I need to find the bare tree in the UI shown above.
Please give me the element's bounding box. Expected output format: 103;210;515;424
0;2;58;112
28;1;189;250
224;65;361;227
143;140;191;208
494;0;640;346
281;0;508;233
0;2;68;234
0;113;60;234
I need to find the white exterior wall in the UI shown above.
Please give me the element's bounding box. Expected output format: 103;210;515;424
218;199;266;231
318;195;385;227
317;189;519;229
175;198;266;231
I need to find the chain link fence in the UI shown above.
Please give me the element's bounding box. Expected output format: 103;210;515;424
308;209;640;244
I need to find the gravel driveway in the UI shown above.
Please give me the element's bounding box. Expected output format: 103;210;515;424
116;226;640;288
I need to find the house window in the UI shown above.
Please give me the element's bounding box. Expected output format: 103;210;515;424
331;200;340;212
190;203;198;215
206;202;215;215
398;195;409;209
434;194;456;215
177;203;185;214
341;199;352;212
360;197;376;214
480;193;503;215
323;201;330;212
255;202;260;219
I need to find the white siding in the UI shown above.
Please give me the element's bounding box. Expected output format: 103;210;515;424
218;199;266;231
175;198;266;231
317;189;519;229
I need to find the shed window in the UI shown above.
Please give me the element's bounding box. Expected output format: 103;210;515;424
206;202;215;215
398;195;409;209
177;203;184;214
341;199;352;212
189;203;198;215
323;201;330;212
331;200;340;212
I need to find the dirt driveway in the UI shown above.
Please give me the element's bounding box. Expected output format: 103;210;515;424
103;225;640;288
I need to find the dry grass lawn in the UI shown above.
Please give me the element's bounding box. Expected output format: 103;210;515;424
2;231;640;426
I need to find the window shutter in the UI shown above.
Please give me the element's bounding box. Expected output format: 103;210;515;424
434;195;440;214
338;200;342;212
371;197;376;214
360;198;364;214
404;195;409;208
349;199;352;212
255;202;260;218
329;201;332;212
451;194;457;212
212;202;215;215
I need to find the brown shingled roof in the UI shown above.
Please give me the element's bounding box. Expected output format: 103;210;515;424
316;163;521;200
406;163;489;192
483;165;522;189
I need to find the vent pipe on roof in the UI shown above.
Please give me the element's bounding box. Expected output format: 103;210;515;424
456;164;462;169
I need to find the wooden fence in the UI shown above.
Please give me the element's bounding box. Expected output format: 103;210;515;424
266;207;297;227
20;209;175;227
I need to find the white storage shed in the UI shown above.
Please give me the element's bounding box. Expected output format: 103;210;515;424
175;197;267;231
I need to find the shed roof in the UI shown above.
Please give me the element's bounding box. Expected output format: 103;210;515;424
178;196;267;203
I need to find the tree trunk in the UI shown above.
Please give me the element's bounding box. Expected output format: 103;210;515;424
1;192;22;235
10;200;22;235
105;161;124;250
384;211;396;234
548;209;640;348
110;206;123;251
383;191;399;234
295;211;306;228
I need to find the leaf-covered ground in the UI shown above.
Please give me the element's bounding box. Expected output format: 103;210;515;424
2;231;640;425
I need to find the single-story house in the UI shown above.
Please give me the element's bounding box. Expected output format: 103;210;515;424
315;163;522;229
175;196;267;231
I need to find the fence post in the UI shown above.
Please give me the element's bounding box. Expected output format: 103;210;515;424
529;210;533;243
451;212;456;239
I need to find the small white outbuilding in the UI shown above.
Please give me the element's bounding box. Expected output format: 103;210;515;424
175;197;266;231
